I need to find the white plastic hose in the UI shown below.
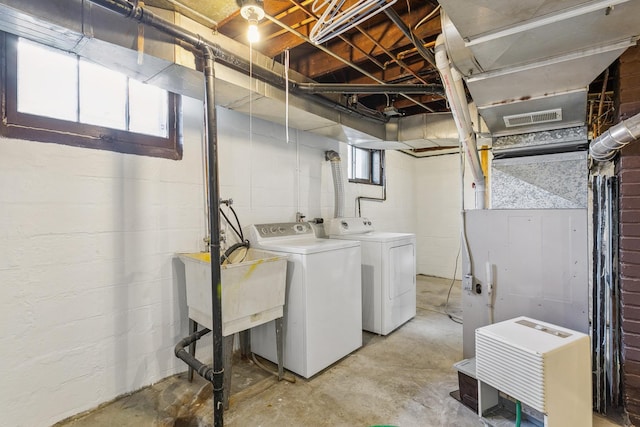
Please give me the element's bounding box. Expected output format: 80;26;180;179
326;151;345;218
435;34;485;209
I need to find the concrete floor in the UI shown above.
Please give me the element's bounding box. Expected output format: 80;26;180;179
56;276;626;427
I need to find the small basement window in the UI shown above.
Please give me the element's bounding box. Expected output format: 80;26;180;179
348;145;384;185
1;34;182;159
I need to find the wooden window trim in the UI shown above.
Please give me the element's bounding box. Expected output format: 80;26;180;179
0;33;183;160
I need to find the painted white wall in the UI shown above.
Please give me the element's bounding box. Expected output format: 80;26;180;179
0;96;468;426
413;153;476;279
0;103;349;427
0;97;206;427
341;147;417;234
216;107;340;229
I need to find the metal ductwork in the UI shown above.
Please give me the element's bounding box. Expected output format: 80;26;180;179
438;0;640;137
0;0;475;151
590;112;640;161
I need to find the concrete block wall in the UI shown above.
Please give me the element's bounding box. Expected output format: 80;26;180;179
0;98;464;426
216;107;340;227
0;97;207;427
413;153;475;279
340;146;417;234
215;107;420;238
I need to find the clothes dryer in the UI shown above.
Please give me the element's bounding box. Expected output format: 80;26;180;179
328;217;416;335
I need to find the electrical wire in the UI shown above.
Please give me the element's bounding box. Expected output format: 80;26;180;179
220;208;243;242
413;4;440;30
228;204;244;241
444;245;463;324
220;242;250;265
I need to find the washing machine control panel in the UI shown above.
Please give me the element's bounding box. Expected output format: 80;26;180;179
253;222;313;239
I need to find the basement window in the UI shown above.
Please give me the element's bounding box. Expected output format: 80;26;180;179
0;34;182;159
348;146;384;185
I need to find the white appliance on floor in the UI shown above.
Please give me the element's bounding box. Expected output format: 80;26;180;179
246;222;362;378
328;217;416;335
476;317;592;427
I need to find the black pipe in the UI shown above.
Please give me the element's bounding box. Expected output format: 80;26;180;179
89;0;386;125
175;327;215;381
302;92;387;123
202;45;225;427
383;8;436;68
87;1;225;425
294;82;444;95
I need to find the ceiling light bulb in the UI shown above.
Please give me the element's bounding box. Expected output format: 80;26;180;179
247;21;260;43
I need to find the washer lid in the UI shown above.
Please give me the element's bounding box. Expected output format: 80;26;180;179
252;237;360;254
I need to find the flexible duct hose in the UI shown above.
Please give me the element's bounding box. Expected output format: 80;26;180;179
326;150;345;218
590;112;640;161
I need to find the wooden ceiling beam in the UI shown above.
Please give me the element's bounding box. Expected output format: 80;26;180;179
262;2;440;65
290;6;441;78
321;56;438;85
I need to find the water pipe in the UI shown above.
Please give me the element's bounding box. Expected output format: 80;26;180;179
88;1;225;424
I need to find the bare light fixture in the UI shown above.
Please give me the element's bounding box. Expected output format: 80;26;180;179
240;0;265;43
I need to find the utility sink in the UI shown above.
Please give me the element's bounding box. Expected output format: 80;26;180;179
178;249;287;336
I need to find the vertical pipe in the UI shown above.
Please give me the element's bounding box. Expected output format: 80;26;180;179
434;34;485;208
202;46;224;427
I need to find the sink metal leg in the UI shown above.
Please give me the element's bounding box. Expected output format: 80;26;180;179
188;319;198;382
275;317;284;380
223;334;234;410
239;330;251;360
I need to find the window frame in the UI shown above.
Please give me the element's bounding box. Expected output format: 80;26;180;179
0;33;182;160
348;145;385;186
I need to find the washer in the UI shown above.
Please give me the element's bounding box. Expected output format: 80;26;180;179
328;217;416;335
246;222;362;378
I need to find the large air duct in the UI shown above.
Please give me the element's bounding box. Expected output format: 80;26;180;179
590;112;640;161
326;150;345;218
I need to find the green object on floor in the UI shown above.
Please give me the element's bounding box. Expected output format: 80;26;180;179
515;399;522;427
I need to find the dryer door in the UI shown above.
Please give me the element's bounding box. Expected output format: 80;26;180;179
389;243;415;299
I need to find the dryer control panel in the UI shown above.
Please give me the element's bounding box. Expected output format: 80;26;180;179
328;217;375;235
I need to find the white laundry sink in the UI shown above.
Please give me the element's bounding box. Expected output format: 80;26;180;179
178;249;287;336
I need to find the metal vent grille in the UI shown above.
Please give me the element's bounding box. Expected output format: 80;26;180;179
503;109;562;128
